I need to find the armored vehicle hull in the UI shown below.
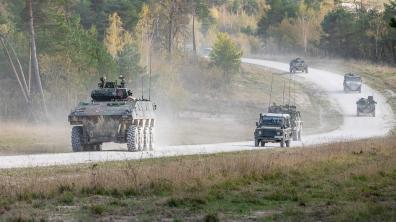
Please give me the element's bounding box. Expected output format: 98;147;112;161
68;76;156;152
290;58;308;74
254;113;292;147
344;73;362;93
356;96;376;117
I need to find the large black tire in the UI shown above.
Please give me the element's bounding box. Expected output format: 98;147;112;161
261;141;266;147
286;140;291;147
143;127;149;151
280;140;285;148
137;127;144;151
255;139;259;147
71;126;84;152
127;125;138;152
149;127;154;150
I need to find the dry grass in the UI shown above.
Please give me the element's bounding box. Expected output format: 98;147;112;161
0;136;394;200
0;137;395;220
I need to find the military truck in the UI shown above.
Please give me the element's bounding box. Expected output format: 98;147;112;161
356;96;376;117
68;76;156;152
254;113;292;147
268;104;303;141
344;73;362;93
290;58;308;73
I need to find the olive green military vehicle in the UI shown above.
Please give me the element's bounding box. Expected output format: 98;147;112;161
268;104;303;141
344;73;362;93
356;96;376;117
254;113;292;148
290;58;308;73
68;76;156;152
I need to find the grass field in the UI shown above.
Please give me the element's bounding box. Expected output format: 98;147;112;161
0;136;395;221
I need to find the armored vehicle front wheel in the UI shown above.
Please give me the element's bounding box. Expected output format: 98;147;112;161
127;125;138;152
286;140;291;147
149;127;154;150
280;140;285;148
71;126;84;152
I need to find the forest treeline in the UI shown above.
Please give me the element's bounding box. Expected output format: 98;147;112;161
0;0;395;120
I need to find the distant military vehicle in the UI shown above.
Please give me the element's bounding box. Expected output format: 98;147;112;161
356;96;376;117
344;73;362;93
290;58;308;73
254;113;292;148
268;104;303;141
68;76;156;152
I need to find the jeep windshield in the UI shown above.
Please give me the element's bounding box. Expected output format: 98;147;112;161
345;76;361;81
260;116;284;127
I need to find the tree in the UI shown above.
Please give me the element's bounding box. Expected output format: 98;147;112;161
209;33;243;80
104;12;132;58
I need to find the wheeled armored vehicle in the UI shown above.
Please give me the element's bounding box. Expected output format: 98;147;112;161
68;76;156;152
356;96;376;117
290;58;308;73
344;73;362;93
254;113;292;148
268;104;303;141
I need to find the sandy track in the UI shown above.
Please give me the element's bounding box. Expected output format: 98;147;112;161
0;59;393;169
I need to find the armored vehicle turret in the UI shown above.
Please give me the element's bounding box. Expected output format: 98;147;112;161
268;104;303;141
68;76;156;152
356;96;376;117
344;73;362;93
290;58;308;73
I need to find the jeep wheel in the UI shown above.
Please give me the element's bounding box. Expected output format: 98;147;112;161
286;140;291;147
261;141;266;147
71;126;84;152
255;139;259;147
127;125;138;152
280;140;285;148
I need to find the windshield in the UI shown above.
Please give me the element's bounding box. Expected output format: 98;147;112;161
260;116;284;126
345;76;361;81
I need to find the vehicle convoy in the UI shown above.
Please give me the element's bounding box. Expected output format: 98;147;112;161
289;58;308;73
254;113;292;147
356;96;376;117
68;76;156;152
268;103;303;141
344;73;362;93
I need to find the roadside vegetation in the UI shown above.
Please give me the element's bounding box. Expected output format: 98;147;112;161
0;136;395;221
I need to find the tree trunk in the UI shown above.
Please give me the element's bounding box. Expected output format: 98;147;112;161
192;13;196;56
27;0;48;118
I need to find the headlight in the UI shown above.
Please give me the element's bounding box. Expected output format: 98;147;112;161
258;131;262;135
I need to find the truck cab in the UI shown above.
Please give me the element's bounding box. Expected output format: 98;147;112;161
254;113;292;148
